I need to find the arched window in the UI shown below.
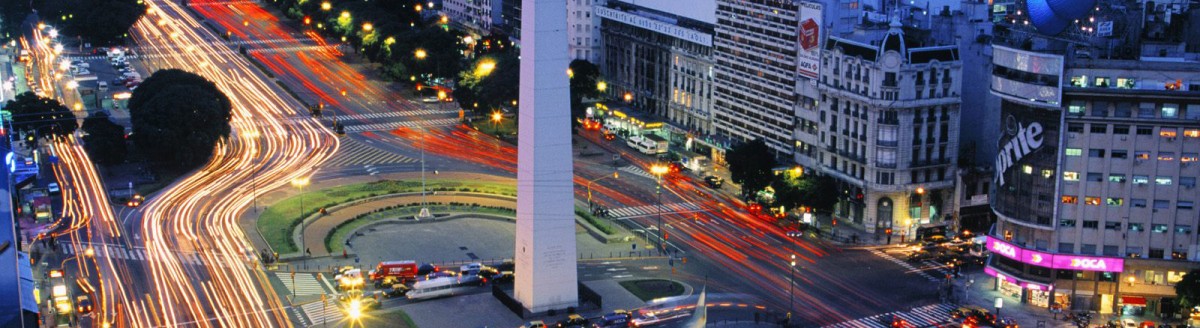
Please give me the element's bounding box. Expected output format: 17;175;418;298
877;197;894;228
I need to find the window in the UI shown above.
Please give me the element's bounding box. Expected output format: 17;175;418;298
1129;223;1144;231
1170;271;1187;283
1061;196;1078;204
1132;199;1147;208
1186;129;1200;138
1085;197;1101;205
1162;103;1179;118
1154;200;1171;209
1068;123;1084;133
1065;148;1082;156
1156;177;1173;185
1090;124;1108;134
1081;244;1097;254
1105;222;1122;230
1068;101;1086;115
1059;243;1075;253
1161;127;1178;138
1117;78;1136;89
1083;221;1099;229
1139;103;1157;118
1180;201;1195;210
1135;151;1151;160
1112;150;1127;159
1086;172;1103;182
1070;75;1088;87
876;148;896;166
1109;174;1126;183
1189;104;1200;120
1089;149;1106;157
1022;165;1033;174
1133;175;1149;184
1178;225;1193;234
1182;153;1198;162
1041;169;1054;179
1113;125;1130;134
1092;101;1109;116
1060;219;1076;227
1159;152;1176;161
1106;198;1123;206
1137;126;1154;135
1103;245;1120;256
1063;171;1080;181
1153;224;1169;233
1181;177;1196;188
1150;248;1165;259
1094;77;1111;88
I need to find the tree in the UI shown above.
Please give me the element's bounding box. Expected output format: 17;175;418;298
27;0;145;45
129;69;231;169
793;174;839;213
1177;270;1200;316
569;59;602;125
5;92;78;147
726;139;777;198
454;52;519;115
81;111;127;165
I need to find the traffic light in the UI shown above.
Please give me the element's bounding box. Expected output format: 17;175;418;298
885;228;893;235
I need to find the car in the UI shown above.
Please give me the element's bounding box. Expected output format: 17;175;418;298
490;271;514;284
417;263;440;276
494;260;515;272
1123;319;1139;328
381;284;410;298
995;318;1019;328
593;312;630;328
557;314;588;327
603;131;616;141
906;250;934;262
877;314;909;328
521;320;546;328
125;80;141;88
47;183;60;195
127;194;144;207
951;305;990;321
71;62;90;69
75;295;93;314
374;276;401;288
704;176;724;188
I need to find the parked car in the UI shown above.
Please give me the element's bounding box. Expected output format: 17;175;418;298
556;314;588;327
380;284;410;298
521;320;546;328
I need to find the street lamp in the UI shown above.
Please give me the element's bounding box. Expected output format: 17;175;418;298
586;171;620;209
414;49;427;60
490;111;503;135
597;81;607;92
362;22;373;32
789;254;796;322
474;59;497;77
650;164;670;253
321;1;332;11
291;177;310;266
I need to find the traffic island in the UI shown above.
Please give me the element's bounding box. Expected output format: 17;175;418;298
618;279;688;302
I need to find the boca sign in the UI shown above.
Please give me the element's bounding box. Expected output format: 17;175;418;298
986;236;1123;272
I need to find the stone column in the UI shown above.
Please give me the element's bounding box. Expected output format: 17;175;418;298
513;0;579;314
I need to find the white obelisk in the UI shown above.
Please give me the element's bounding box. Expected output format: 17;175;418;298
513;0;578;314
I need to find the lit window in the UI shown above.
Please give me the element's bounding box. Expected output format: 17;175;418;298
1135;151;1151;160
1117;78;1136;89
1085;197;1101;205
1022;165;1033;174
1186;129;1200;138
1094;77;1111;88
1070;75;1088;87
1065;148;1082;156
1062;196;1078;204
1063;171;1080;181
1108;174;1126;183
1106;198;1123;206
1042;169;1054;178
1159;152;1175;161
1183;153;1199;163
1133;175;1149;184
1162;104;1179;118
1156;177;1173;185
1068;101;1086;116
1152;223;1169;233
1161;128;1178;138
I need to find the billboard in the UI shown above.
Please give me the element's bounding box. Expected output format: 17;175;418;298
990;45;1064;106
991;100;1060;226
796;1;822;79
986;236;1124;272
595;6;713;46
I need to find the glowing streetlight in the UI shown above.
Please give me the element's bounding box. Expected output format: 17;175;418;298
341;11;351;19
916;187;926;195
567;68;574;78
292;177;311;262
414;49;427;60
790;166;803;177
491;111;503;123
49;28;58;38
416;4;423;11
623;92;633;102
84;247;94;257
586;171;620;209
597;81;607;92
321;1;332;11
650;163;670;252
347;298;362;320
474;59;496;77
66;80;78;90
362;22;373;32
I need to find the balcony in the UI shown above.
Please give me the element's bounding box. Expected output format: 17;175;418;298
877;162;897;169
876;118;900;125
876;140;898;147
883;79;897;87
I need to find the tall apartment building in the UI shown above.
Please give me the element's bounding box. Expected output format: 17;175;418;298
985;0;1200;318
794;18;961;235
599;1;716;135
443;0;502;35
711;0;805;156
567;0;604;63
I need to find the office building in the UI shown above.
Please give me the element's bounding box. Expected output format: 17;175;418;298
443;0;503;35
567;0;604;63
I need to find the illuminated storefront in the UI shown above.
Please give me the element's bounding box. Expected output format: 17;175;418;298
985;236;1124;310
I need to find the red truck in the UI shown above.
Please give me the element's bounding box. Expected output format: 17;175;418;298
369;261;419;282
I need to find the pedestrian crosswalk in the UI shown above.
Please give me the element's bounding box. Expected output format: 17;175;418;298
821;303;956;328
608;203;704;219
273;272;329;296
619;165;655;179
323;139;417;167
341;118;461;133
294;299;344;327
61;243;226;267
868;249;939;282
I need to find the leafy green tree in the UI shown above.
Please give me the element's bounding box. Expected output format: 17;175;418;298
454;52;519;115
569;59;602;125
794;174;839;213
80;111;127;165
5;92;78;147
1176;270;1200;316
726;139;777;198
129;69;231;169
32;0;144;44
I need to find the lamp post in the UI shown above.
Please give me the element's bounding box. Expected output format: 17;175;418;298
490;111;503;136
586;171;619;209
416;128;432;219
292;177;310;267
650;164;669;253
789;254;796;322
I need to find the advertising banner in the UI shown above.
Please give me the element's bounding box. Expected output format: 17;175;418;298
986;236;1124;272
796;1;822;79
991;100;1060;226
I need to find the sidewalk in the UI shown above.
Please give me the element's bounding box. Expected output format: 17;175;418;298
951;271;1106;328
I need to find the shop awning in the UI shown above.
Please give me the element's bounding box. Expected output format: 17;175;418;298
1121;296;1147;306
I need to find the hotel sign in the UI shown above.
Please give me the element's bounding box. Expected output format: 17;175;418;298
595;7;713;47
986;236;1123;272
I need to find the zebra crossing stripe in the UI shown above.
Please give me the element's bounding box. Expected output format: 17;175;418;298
300;300;344;326
820;303;954;328
869;250;938;282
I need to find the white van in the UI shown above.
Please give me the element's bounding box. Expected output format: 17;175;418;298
97;81;108;92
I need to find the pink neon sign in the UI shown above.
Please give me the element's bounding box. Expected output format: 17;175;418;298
985;236;1124;272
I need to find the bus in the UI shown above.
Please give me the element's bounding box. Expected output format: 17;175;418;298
406;276;476;300
626;135;667;155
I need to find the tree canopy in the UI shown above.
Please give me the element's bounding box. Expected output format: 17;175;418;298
1177;270;1200;314
129;69;231;169
726;139;777;198
569;59;602;124
454;52;519;115
5;92;78;147
3;0;145;44
81;111;127;165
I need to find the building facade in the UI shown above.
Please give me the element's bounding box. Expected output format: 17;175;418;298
599;1;716;136
795;19;961;235
443;0;503;35
985;1;1200;318
567;0;604;63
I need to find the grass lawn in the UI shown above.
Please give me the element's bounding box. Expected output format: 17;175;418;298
619;279;686;302
359;308;418;328
258;179;516;254
325;204;515;253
